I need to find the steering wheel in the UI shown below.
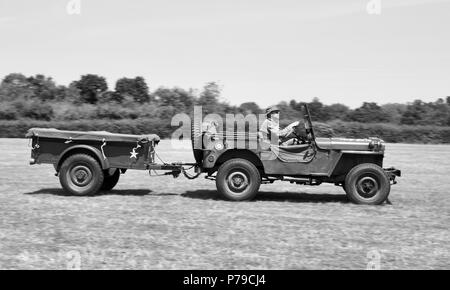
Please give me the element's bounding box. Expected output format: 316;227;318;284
290;121;308;144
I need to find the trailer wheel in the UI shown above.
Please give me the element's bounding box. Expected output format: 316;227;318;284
59;154;104;196
344;163;390;205
216;158;261;201
101;169;120;191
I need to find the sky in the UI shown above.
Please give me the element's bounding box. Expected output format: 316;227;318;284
0;0;449;108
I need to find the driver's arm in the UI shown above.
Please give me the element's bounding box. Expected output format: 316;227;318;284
269;123;292;138
286;121;300;129
280;121;300;136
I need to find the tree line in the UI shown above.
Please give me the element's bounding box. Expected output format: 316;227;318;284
1;73;450;128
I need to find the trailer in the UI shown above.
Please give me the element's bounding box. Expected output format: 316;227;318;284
26;104;401;205
25;128;196;196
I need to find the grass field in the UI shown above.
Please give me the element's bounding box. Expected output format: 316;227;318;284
0;139;449;269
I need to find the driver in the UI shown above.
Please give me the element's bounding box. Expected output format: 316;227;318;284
259;106;299;146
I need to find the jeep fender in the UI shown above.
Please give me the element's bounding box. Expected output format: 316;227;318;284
212;149;264;173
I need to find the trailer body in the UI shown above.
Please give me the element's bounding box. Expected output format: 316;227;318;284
27;128;160;171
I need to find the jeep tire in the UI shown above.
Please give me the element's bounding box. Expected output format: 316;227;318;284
216;158;261;201
344;163;390;205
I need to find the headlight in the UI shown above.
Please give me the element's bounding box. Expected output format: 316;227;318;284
369;139;383;151
214;143;224;151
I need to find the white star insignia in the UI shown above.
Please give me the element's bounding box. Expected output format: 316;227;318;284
130;150;138;159
130;144;141;159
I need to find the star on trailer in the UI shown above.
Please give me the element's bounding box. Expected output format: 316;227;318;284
130;144;141;159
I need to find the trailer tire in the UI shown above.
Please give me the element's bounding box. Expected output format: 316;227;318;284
101;169;120;191
216;158;261;201
59;153;104;196
345;163;390;205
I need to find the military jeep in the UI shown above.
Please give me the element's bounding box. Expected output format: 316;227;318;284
191;104;401;205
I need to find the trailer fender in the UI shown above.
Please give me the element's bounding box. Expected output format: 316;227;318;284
56;145;110;171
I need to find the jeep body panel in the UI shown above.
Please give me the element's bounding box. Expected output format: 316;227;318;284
193;103;387;182
315;137;385;151
196;127;385;174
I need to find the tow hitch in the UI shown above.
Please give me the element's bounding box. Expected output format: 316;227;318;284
384;167;401;184
147;162;201;179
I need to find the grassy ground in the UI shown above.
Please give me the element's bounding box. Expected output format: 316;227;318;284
0;139;449;269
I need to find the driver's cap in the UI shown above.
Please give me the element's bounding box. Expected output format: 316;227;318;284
265;106;280;116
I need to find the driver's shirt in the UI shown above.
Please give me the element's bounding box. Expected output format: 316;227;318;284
259;118;292;144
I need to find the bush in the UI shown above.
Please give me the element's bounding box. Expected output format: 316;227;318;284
327;120;450;143
51;103;98;120
95;104;139;120
2;118;450;143
9;100;54;121
0;103;18;120
0;118;173;138
313;122;334;138
48;102;161;121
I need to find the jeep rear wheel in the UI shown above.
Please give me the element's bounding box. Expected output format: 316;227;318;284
344;163;390;205
59;154;104;196
216;158;261;201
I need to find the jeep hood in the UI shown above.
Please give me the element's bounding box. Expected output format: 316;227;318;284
315;137;384;152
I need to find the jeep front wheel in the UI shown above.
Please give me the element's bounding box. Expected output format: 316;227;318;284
216;158;261;201
344;163;390;205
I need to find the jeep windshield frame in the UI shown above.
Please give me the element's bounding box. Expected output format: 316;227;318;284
299;104;321;150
